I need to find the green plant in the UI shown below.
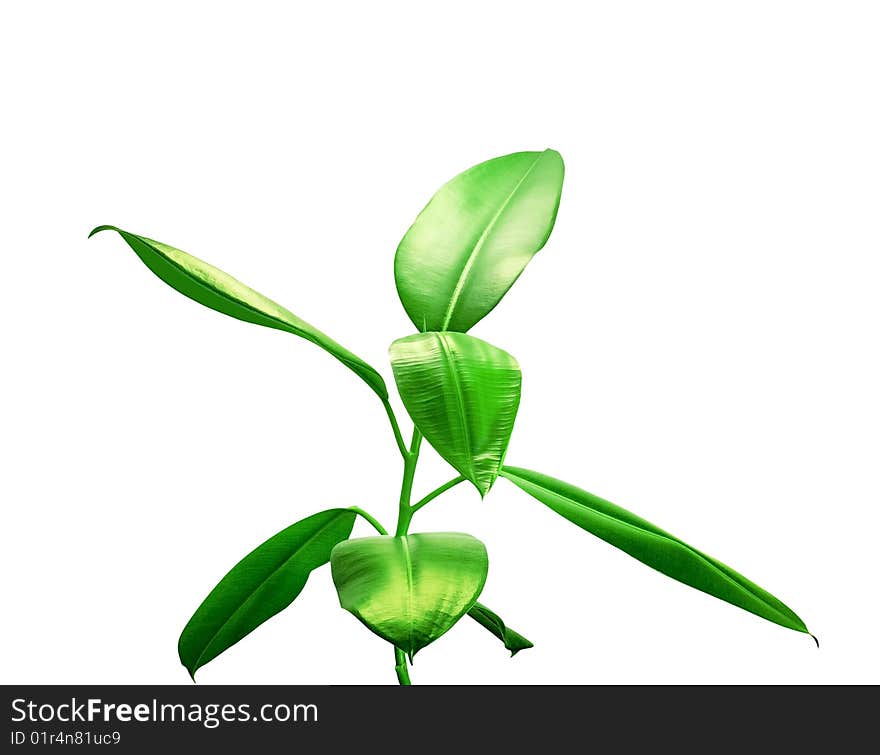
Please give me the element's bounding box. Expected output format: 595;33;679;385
90;148;811;684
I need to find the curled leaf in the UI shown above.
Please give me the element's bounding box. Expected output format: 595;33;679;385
468;602;534;656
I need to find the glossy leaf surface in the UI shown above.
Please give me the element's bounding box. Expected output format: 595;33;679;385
390;332;520;496
467;602;534;656
500;467;808;634
179;508;356;678
89;226;388;399
395;149;565;332
331;532;488;659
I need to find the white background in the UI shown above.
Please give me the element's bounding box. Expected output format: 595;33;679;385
2;1;878;685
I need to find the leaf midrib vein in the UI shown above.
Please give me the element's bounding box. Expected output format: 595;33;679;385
437;334;476;485
400;535;415;656
440;152;545;330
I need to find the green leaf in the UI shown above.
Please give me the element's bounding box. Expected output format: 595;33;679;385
467;602;534;656
89;226;388;400
390;332;521;496
500;467;809;634
178;508;356;679
331;532;489;659
395;149;565;333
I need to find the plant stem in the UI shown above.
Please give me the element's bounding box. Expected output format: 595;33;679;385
394;428;422;537
386;434;468;683
391;427;422;684
348;507;388;536
394;648;411;685
383;399;408;459
411;475;466;514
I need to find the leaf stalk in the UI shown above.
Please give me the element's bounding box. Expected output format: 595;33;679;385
411;476;465;514
348;507;388;536
383;399;408;459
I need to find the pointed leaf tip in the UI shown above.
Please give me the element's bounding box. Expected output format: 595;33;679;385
811;633;820;648
88;224;118;239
